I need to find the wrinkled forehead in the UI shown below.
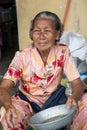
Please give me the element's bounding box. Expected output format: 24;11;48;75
34;13;55;23
33;17;56;29
33;19;56;31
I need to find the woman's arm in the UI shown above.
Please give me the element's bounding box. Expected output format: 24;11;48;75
0;79;15;110
0;79;18;128
66;78;84;108
71;78;84;101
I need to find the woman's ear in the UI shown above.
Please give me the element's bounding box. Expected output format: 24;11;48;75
55;31;61;40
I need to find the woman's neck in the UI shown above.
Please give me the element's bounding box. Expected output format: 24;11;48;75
37;49;50;65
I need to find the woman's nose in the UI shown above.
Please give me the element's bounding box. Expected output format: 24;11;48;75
39;31;45;39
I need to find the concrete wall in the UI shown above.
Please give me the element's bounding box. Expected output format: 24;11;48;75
16;0;87;50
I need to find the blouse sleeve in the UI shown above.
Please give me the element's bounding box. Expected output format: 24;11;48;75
63;47;80;81
3;51;23;84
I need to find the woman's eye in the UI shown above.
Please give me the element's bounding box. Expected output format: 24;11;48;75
45;30;51;32
33;30;40;33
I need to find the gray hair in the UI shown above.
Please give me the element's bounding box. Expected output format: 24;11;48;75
29;11;62;40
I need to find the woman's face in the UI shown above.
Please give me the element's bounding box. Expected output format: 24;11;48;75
32;18;60;53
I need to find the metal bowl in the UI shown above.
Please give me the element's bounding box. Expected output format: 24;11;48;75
28;104;76;130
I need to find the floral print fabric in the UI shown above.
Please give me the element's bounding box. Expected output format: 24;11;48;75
71;93;87;130
4;44;79;100
0;44;80;130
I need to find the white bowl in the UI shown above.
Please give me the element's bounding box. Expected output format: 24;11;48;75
28;104;76;130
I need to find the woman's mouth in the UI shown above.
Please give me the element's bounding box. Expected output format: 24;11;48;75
39;42;47;46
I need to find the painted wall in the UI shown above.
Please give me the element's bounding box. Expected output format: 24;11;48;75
16;0;87;50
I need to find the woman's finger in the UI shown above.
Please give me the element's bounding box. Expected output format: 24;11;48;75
6;107;18;128
6;109;14;128
66;96;78;109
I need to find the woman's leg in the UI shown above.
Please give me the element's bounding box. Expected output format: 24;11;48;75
70;93;87;130
0;98;34;130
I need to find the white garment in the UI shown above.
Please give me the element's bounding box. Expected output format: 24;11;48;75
59;31;87;74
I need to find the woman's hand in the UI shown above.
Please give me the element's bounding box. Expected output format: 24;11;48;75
0;80;18;128
66;96;78;110
66;78;84;110
5;105;18;129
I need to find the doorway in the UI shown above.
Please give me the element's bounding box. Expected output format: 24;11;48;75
0;0;19;77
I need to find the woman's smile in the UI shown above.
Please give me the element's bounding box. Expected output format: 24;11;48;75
38;41;48;46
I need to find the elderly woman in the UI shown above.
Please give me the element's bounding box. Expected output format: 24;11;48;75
0;11;85;130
